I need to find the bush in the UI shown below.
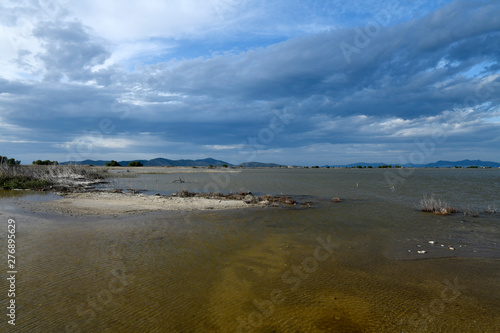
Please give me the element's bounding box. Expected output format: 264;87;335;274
32;160;58;165
222;164;228;168
128;161;143;167
105;160;121;167
0;156;21;166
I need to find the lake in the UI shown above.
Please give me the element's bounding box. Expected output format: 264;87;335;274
1;168;499;332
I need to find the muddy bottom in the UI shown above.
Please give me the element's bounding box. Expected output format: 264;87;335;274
2;204;499;333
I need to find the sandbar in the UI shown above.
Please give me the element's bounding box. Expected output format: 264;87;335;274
29;192;261;216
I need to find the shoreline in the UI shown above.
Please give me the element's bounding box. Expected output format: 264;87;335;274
23;190;308;216
26;192;261;216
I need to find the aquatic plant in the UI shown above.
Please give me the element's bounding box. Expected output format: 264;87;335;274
485;204;497;214
419;194;458;215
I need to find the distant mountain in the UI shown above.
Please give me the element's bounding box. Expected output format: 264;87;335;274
239;162;282;168
62;157;285;168
62;158;500;168
62;157;231;167
328;159;500;168
330;162;389;168
409;159;500;168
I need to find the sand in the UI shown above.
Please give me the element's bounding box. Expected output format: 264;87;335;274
30;192;261;216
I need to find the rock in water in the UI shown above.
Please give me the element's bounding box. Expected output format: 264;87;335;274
243;194;256;204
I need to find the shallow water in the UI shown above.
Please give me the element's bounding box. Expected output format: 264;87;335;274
1;168;499;332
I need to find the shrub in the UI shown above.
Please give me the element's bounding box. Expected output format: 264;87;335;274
128;161;143;167
0;156;21;166
105;160;121;167
32;160;58;165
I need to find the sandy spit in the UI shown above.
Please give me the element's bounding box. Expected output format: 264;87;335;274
30;192;261;216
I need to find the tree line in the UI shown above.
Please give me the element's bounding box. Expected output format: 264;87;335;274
0;156;21;166
105;160;143;167
32;160;59;165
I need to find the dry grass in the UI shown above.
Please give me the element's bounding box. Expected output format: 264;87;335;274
485;204;497;214
420;195;497;217
0;164;104;190
420;195;458;215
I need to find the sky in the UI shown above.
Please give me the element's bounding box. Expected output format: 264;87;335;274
0;0;499;166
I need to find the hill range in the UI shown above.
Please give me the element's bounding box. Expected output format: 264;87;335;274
62;158;500;168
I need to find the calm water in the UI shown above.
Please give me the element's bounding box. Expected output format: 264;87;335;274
1;168;499;332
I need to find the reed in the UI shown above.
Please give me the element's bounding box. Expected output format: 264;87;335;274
0;164;104;190
419;194;458;215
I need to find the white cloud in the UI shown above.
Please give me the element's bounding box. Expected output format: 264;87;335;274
65;0;243;42
204;144;244;150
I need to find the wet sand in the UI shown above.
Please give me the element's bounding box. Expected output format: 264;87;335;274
25;192;262;216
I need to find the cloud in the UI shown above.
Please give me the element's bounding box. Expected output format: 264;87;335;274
65;0;246;41
0;0;499;164
32;20;110;82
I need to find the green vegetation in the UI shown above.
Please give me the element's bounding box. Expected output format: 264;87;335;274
33;160;58;165
128;161;143;167
0;174;50;190
377;165;392;168
105;160;121;167
0;156;21;166
466;165;479;168
222;164;229;168
312;166;320;168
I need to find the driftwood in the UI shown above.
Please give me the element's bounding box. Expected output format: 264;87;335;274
172;177;185;183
